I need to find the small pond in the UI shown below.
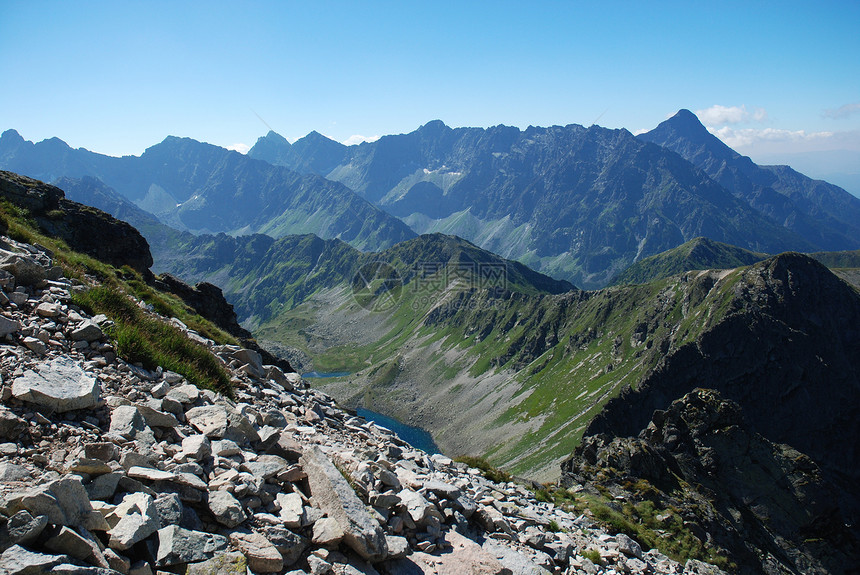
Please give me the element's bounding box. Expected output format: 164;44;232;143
356;408;441;455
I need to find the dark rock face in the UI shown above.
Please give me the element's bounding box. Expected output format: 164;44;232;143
0;170;153;273
584;254;860;498
561;389;860;575
153;274;251;340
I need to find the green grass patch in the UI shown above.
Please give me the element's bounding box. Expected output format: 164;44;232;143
454;455;512;484
73;285;232;397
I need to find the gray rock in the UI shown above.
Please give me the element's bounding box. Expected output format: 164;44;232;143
277;492;307;528
165;384;200;405
153;493;183;529
44;526;94;560
208;490;247;528
312;516;345;547
34;302;60;317
83;442;120;462
181;434;212;461
230;531;284;573
136;404;180;428
185;404;229;438
684;559;729;575
0;407;26;441
300;446;388;562
0;315;20;337
0;510;48;547
260;525;307;566
0;462;31;481
185;551;248;575
109;406;155;444
154;525;229;567
21;337;46;355
0;252;47;285
616;533;643;559
0;544;67;574
69;320;103;342
6;476;99;529
85;472;122;501
482;539;552;575
107;492;160;551
45;565;119;574
11;357;99;412
241;454;289;479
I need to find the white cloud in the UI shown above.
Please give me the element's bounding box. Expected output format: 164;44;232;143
342;134;380;146
710;126;834;149
823;102;860;120
227;143;250;154
695;104;768;126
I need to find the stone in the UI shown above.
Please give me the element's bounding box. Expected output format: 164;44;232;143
165;384;200;404
86;473;122;501
150;381;169;399
422;479;460;498
260;525;308;566
0;545;67;574
68;458;112;476
153;493;183;529
154;525;229;567
300;447;388;562
230;531;284;573
21;337;47;355
384;535;409;560
0;315;20;337
398;488;439;524
127;466;176;482
35;302;60;317
241;454;289;479
616;533;644;559
109;406;155;444
11;357;99;412
106;492;160;550
0;510;48;546
84;442;120;462
482;539;552;575
7;476;98;529
277;492;307;528
69;320;103;342
185;551;248;575
0;406;26;441
0;461;31;481
185;404;229;437
136;404;180;428
44;526;93;561
181;434;212;461
208;490;247;528
388;530;510;575
684;559;729;575
312;516;345;547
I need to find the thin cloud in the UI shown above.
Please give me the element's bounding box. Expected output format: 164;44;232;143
710;126;833;149
823;102;860;120
695;104;768;126
343;134;381;146
227;143;251;154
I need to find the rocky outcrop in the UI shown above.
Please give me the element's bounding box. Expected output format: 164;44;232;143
153;273;252;340
561;389;859;575
0;170;153;273
583;254;860;514
0;234;726;574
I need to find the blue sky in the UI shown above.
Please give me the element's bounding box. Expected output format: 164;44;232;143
1;0;858;188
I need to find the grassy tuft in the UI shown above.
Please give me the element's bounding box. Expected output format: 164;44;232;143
454;455;513;484
73;285;232;397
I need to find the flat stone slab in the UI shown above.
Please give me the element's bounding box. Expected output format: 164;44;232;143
12;357;99;413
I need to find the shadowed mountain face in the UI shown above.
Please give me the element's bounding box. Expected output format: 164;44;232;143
250;121;817;288
639;110;860;251
0;130;416;252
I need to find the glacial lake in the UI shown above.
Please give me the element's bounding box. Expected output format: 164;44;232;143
356;408;441;455
302;372;441;454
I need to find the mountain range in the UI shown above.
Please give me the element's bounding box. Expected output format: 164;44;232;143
4;108;860;288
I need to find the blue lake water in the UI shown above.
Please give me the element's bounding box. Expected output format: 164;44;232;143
356;408;441;455
302;371;351;378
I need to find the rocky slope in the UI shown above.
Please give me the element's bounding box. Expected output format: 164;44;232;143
561;389;859;575
0;221;729;574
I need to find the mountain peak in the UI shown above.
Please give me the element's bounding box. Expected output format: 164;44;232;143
1;129;24;143
657;109;711;138
418;119;449;133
